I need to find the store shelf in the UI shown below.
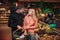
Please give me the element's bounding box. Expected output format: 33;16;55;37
0;21;8;23
0;6;10;24
18;0;60;2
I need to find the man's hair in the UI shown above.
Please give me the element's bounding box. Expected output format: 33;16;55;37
15;4;25;11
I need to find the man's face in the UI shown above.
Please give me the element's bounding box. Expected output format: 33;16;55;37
19;8;25;13
16;8;25;14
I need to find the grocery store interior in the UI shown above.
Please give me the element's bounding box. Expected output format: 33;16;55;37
0;0;60;40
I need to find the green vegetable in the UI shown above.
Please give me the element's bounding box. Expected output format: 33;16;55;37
49;24;56;28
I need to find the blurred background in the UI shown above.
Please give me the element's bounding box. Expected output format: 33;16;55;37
0;0;60;40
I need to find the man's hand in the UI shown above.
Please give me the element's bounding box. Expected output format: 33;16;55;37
17;25;22;29
23;30;27;36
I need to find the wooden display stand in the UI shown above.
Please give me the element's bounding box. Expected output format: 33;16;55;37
0;26;12;40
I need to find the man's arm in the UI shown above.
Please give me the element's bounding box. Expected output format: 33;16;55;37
8;13;17;29
8;13;22;30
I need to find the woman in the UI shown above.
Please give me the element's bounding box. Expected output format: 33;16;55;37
23;8;40;40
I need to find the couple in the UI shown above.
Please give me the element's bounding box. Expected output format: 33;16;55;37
8;6;40;40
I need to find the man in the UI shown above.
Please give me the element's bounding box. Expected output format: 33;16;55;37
8;6;26;40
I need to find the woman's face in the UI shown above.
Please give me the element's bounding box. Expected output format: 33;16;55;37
28;9;35;16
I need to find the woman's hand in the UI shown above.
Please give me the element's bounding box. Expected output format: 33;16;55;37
23;26;27;31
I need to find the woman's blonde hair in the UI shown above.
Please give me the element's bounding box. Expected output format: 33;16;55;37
28;9;36;18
